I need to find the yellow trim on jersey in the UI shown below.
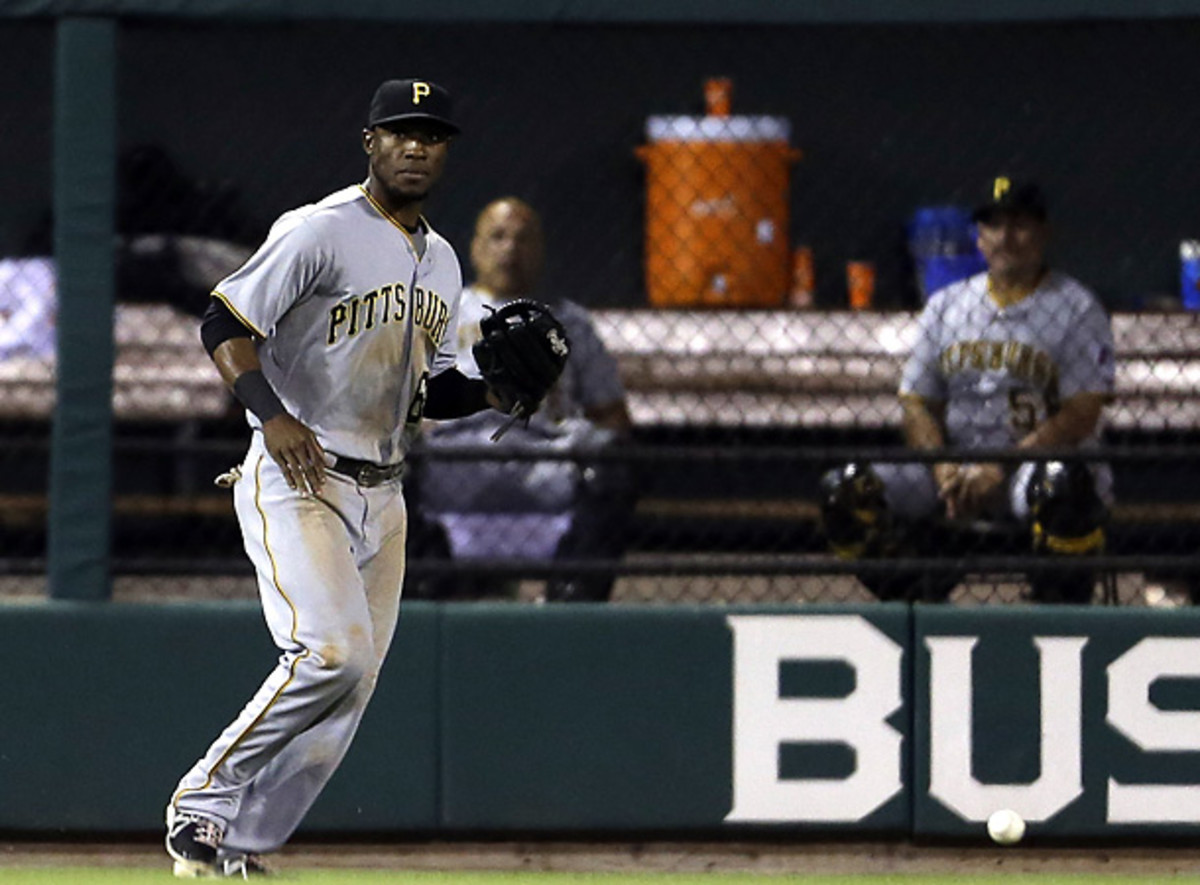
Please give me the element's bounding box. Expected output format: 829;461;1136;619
171;453;307;811
986;276;1036;309
986;268;1048;309
211;289;268;339
357;184;426;252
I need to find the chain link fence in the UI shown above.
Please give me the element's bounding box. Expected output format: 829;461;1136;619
3;15;1200;604
0;20;53;586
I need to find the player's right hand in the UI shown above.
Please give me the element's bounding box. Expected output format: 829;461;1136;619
938;462;1004;520
933;462;959;492
262;414;326;496
934;462;963;516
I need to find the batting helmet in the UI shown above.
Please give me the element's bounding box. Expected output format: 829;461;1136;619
1026;460;1107;603
818;463;890;560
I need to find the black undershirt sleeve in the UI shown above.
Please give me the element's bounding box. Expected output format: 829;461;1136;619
200;297;255;356
424;368;491;420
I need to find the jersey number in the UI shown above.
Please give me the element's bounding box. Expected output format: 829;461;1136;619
406;372;429;428
1008;389;1038;435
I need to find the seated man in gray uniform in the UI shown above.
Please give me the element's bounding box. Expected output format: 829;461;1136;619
410;197;634;602
820;177;1115;603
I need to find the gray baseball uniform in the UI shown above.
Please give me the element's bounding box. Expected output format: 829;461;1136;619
169;183;462;853
877;269;1115;522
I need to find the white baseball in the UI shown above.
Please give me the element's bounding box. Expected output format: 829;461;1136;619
987;808;1026;845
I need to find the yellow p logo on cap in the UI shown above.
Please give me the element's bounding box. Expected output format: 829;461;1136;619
993;176;1011;201
412;82;431;104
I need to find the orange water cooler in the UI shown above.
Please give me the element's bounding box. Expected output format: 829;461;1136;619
636;86;800;308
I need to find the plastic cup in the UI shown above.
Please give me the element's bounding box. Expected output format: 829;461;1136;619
847;260;875;310
704;77;732;117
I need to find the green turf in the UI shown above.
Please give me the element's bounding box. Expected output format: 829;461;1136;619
0;871;1195;885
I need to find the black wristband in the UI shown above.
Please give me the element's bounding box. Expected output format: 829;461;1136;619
232;370;287;423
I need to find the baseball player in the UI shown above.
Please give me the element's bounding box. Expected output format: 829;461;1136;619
821;176;1115;603
164;79;564;878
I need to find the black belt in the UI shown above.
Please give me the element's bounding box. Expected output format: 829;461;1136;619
328;455;404;488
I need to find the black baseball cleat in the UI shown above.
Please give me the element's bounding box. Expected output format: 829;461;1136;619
220;853;274;878
165;809;224;878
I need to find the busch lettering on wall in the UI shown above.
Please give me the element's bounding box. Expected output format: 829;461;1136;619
725;614;1200;828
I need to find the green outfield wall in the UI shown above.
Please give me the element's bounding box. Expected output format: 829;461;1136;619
1;602;1198;840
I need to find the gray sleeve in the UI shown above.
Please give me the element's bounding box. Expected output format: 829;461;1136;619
1057;294;1116;398
213;213;325;337
899;295;947;400
559;301;626;409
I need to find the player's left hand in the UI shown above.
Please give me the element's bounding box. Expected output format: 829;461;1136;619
941;462;1005;520
472;299;570;417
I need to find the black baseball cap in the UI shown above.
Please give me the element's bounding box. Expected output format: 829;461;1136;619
367;79;460;135
972;176;1048;223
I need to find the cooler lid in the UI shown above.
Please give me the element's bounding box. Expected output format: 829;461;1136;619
645;115;791;143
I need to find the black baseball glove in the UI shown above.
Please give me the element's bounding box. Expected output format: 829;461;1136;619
473;299;571;420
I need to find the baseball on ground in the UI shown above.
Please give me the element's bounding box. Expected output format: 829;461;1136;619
987;808;1026;845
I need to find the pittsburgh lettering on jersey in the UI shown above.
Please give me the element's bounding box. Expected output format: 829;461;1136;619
326;283;450;346
939;339;1057;390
